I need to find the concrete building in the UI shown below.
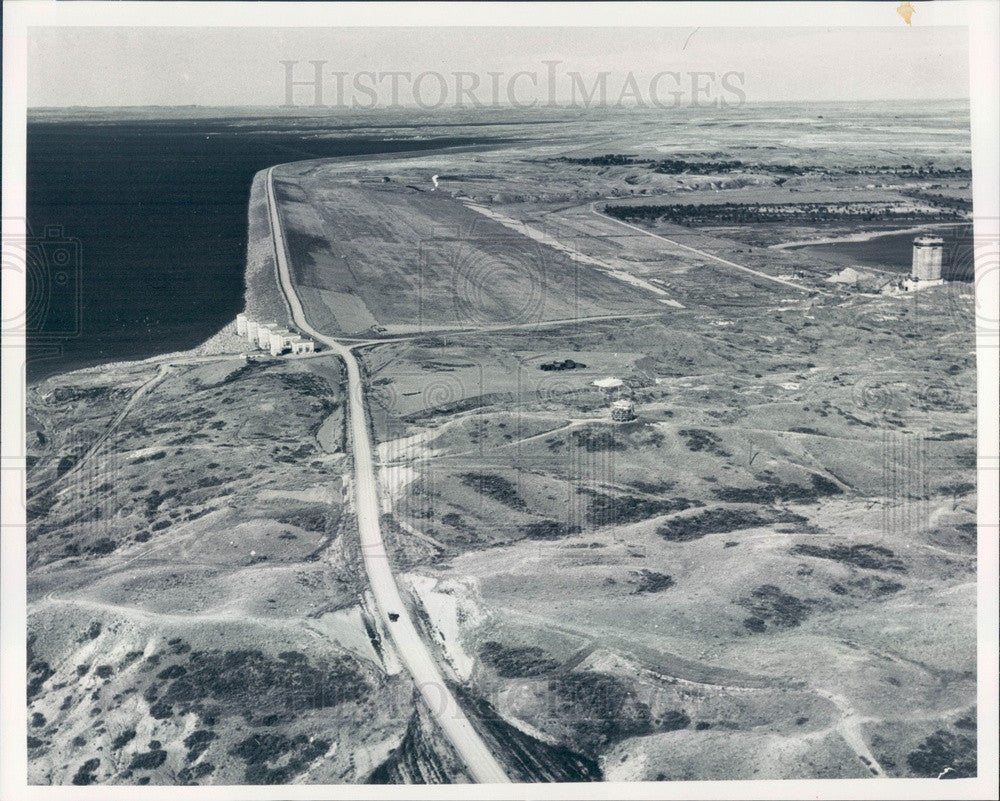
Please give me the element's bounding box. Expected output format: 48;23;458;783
237;313;316;356
912;235;944;282
245;319;260;346
268;328;293;356
288;336;316;355
827;266;896;294
256;322;280;350
267;328;317;356
610;399;636;423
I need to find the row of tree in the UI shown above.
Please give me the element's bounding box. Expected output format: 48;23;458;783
559;154;971;178
604;202;966;225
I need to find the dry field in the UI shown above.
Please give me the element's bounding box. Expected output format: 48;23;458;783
270;165;662;337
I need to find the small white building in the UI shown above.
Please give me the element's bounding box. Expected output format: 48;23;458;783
235;313;248;336
902;275;945;292
288;336;316;355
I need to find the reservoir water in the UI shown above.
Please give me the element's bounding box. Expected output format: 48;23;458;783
786;225;974;280
26;114;507;382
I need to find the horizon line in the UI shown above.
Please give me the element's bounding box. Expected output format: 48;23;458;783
27;97;972;112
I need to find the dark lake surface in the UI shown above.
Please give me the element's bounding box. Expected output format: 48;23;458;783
26;115;509;382
790;224;974;280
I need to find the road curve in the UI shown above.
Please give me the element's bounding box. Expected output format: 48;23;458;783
264;167;511;785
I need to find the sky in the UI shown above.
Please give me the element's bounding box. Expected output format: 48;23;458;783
27;26;969;108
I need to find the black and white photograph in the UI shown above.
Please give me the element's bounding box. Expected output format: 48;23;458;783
2;3;997;798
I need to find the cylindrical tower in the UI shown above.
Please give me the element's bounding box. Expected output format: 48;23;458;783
912;236;944;281
610;399;636;423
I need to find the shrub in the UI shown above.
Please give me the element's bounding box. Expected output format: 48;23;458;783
460;472;526;510
906;729;976;778
657;710;691;731
584;492;695;527
27;660;55;701
56;455;78;478
231;732;329;784
791;543;905;572
192;762;215;779
184;730;217;762
519;520;581;540
153;649;368;722
548;672;655;750
658;508;773;542
739;585;814;632
678;429;729;457
89;538;117;555
480;642;560;677
714;473;842;504
954;712;976;731
112;728;137;749
571;428;626;453
129;749;167;770
629;570;675;594
149;701;174;719
71;758;100;785
275;506;329;532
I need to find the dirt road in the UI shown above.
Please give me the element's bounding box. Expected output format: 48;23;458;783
265;167;511;785
590;202;816;294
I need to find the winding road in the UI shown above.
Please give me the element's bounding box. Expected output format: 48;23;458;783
265;167;511;784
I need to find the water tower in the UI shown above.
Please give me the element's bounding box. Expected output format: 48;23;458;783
911;236;944;282
610;399;636;423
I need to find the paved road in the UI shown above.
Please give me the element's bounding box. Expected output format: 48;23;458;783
265;167;511;784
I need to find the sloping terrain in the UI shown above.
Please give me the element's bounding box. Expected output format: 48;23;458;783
25;355;428;784
351;177;977;780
